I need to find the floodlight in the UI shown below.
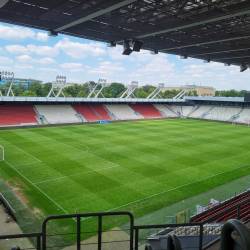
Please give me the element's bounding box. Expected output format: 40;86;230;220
130;40;143;52
150;50;158;55
48;30;58;37
122;41;133;55
180;55;188;59
107;41;116;47
240;63;247;72
0;0;9;8
203;59;210;63
224;63;230;66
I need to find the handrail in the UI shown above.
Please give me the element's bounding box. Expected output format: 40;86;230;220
1;198;250;250
42;211;134;250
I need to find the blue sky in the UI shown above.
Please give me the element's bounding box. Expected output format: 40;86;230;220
0;22;249;91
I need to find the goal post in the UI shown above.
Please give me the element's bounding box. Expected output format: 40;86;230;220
0;145;4;161
177;211;185;223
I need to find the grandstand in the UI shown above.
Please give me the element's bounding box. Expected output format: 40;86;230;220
206;107;242;121
235;108;250;124
0;105;38;126
90;104;112;120
104;104;141;120
182;106;195;117
35;105;80;124
1;104;250;126
130;104;163;118
153;104;178;117
170;105;183;116
188;106;213;119
72;104;99;121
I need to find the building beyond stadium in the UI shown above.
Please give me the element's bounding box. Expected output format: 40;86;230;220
0;78;42;89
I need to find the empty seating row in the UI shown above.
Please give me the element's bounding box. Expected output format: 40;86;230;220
188;106;212;118
73;105;98;121
0;105;38;126
130;104;163;118
104;104;141;120
236;108;250;123
90;104;111;120
194;192;250;223
182;106;194;117
206;107;242;121
153;104;178;117
35;105;80;124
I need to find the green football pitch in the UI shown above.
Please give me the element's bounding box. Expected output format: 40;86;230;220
1;119;250;230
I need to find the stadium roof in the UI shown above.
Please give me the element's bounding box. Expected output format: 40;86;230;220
185;96;245;102
1;0;250;69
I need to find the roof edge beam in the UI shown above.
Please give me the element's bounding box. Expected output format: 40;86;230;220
54;0;137;32
189;48;250;57
115;9;250;43
160;35;250;52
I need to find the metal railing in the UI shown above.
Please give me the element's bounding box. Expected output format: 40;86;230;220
1;198;250;250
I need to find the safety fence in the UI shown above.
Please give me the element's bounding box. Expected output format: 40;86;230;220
1;197;250;250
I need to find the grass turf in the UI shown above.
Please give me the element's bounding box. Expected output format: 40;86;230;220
1;119;250;239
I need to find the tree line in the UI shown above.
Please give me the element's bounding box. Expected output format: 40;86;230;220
0;81;198;98
215;89;249;97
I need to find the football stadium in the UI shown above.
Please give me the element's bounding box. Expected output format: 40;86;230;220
1;1;250;250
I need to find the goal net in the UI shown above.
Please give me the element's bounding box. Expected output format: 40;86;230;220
0;145;4;161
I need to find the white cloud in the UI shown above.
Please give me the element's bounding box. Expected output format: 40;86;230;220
128;73;143;77
88;61;126;75
16;55;56;64
0;66;12;70
0;56;13;64
0;24;36;41
5;45;30;54
36;32;49;42
191;74;202;77
60;63;85;72
6;44;58;57
108;46;127;60
39;68;59;72
185;69;203;74
26;45;58;57
137;57;174;74
69;78;80;83
0;24;49;41
0;47;3;53
183;62;225;71
130;50;167;62
55;38;106;59
14;64;34;70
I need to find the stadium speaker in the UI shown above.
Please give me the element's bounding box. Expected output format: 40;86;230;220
107;41;116;47
244;93;250;102
240;63;247;72
122;41;133;55
130;40;143;52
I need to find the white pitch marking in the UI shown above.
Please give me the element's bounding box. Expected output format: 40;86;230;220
13;162;41;167
33;165;119;184
105;163;250;212
38;134;119;166
4;160;69;215
7;144;41;163
67;142;89;153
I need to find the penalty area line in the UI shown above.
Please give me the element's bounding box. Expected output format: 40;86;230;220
106;163;250;212
33;165;119;184
38;134;119;167
4;159;69;215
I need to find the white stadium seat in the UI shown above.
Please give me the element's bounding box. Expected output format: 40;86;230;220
35;105;80;124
